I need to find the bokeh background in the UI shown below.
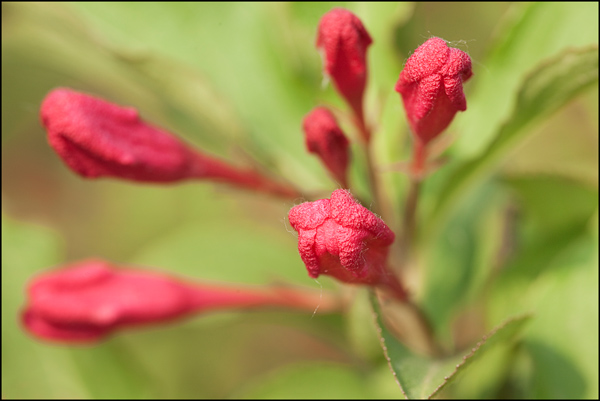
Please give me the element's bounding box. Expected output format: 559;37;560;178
2;2;598;398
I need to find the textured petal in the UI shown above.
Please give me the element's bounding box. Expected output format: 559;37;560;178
395;38;472;143
303;107;350;186
400;37;449;82
443;75;467;111
288;198;331;231
288;189;395;285
40;88;194;182
297;230;320;278
22;260;196;342
316;8;372;113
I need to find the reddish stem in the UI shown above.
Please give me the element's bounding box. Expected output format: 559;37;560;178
187;151;302;199
348;98;387;217
379;265;409;302
410;138;428;179
353;103;370;144
186;284;343;315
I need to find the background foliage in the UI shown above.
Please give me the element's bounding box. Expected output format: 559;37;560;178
2;2;598;399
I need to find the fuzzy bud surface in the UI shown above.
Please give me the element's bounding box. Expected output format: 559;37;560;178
40;88;199;182
316;8;372;116
302;107;350;187
39;88;301;198
395;37;472;144
21;259;200;342
288;189;398;290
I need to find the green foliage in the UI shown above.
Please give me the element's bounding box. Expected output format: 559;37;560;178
2;2;597;399
430;46;598;230
372;295;531;399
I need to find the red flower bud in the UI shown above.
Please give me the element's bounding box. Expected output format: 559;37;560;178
288;189;406;300
395;37;472;145
316;8;372;119
22;259;197;342
40;88;300;198
302;107;350;188
21;259;340;343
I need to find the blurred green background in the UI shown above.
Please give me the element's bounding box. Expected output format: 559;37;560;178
2;2;598;399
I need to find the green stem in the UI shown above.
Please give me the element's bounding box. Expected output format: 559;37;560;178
375;287;444;358
352;104;387;217
399;139;428;262
404;298;444;357
400;178;421;263
364;142;382;213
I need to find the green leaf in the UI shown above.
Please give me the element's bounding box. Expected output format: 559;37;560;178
487;230;598;398
430;45;598;232
345;288;386;361
499;86;598;186
504;175;598;239
420;180;505;340
453;2;599;159
371;295;531;399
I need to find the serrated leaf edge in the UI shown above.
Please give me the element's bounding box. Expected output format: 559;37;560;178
427;313;532;399
371;297;409;399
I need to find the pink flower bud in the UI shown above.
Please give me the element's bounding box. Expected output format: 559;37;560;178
395;37;472;145
41;88;197;182
21;259;341;343
21;259;198;342
302;107;350;188
40;88;300;198
316;8;372;119
288;189;406;300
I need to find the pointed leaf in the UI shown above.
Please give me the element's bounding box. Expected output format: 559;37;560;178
430;46;598;231
453;2;599;159
371;295;531;399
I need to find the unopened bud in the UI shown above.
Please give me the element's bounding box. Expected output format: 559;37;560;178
302;107;350;187
316;8;372;119
395;37;472;145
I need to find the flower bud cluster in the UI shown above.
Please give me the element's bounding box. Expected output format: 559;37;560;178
299;8;373;190
22;7;471;345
